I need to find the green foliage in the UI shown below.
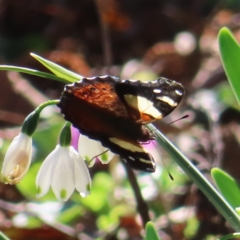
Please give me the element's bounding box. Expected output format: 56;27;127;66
217;82;239;110
56;204;84;224
0;65;66;83
219;27;240;105
77;172;113;212
218;232;240;240
1;48;240;238
30;53;83;83
145;222;160;240
147;124;240;232
184;216;199;238
211;168;240;209
76;172;129;230
25;216;42;228
0;53;82;84
0;232;10;240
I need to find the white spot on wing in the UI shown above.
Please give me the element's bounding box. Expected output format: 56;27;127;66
124;95;162;119
139;158;153;164
99;75;108;79
137;96;162;118
129;79;138;82
109;137;145;153
157;96;177;107
175;89;183;96
109;138;154;166
153;89;161;93
87;76;97;80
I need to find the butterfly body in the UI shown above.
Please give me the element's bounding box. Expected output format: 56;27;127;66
58;75;184;172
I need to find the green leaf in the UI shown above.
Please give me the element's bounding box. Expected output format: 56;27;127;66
145;222;161;240
97;205;130;231
78;172;114;213
211;168;240;209
0;232;10;240
30;53;83;83
219;27;240;105
0;65;68;83
217;82;240;110
218;232;240;240
57;204;83;224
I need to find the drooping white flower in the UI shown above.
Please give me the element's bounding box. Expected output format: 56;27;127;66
1;132;32;185
36;145;91;202
78;134;115;167
1;101;59;185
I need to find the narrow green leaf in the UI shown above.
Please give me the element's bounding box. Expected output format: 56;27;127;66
218;232;240;240
145;222;161;240
0;65;68;83
211;168;240;209
0;232;10;240
219;27;240;105
147;124;240;231
30;53;83;83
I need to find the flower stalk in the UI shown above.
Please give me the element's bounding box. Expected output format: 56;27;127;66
60;122;72;147
21;99;60;136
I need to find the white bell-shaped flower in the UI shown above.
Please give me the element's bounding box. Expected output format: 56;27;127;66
36;145;91;202
78;135;114;167
1;133;32;185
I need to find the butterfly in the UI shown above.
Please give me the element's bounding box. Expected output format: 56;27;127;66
58;75;184;172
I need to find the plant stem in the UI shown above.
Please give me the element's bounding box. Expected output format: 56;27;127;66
122;160;150;227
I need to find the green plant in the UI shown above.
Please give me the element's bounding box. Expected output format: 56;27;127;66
1;49;240;239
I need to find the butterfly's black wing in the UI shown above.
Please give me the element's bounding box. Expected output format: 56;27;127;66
115;77;184;124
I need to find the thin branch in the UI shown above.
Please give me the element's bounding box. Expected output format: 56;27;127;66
122;160;150;227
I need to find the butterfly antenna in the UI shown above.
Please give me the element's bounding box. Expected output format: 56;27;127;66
168;114;189;125
152;141;174;181
161;155;174;181
88;149;109;167
145;115;188;138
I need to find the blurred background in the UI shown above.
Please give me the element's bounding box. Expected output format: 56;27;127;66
0;0;240;239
